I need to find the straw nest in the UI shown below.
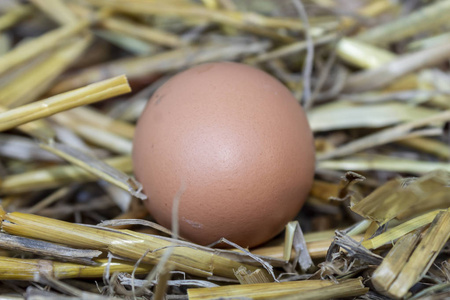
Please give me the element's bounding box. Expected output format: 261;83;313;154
0;0;449;299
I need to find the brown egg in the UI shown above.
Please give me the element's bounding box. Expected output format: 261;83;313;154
132;62;315;248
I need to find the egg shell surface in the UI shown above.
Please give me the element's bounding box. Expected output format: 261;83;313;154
132;62;315;248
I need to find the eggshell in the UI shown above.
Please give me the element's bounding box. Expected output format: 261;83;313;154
132;62;315;248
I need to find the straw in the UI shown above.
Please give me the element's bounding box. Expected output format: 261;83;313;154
0;4;33;31
0;208;270;279
0;35;92;107
0;19;90;75
188;278;368;300
0;75;130;132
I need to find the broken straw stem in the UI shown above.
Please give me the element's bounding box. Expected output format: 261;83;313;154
0;75;131;133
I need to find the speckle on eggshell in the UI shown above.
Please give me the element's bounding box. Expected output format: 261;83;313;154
132;62;315;248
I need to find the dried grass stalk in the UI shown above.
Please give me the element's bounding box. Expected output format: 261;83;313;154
49;42;269;94
52;106;135;139
344;42;450;93
356;0;450;45
284;221;313;272
0;33;9;55
39;142;142;198
94;28;160;56
310;180;340;202
0;133;60;162
0;19;89;75
68;125;133;154
252;237;358;261
351;170;449;224
373;210;450;298
0;75;130;132
234;266;271;284
25;186;73;214
87;0;294;42
246;33;337;65
0;209;266;279
317;110;450;160
371;230;422;296
408;32;450;51
336;38;394;69
188;278;368;300
339;0;397;30
0;35;92;107
0;4;33;31
102;17;184;48
0;156;133;194
0;257;152;280
30;0;78;25
397;137;450;160
318;155;450;174
13;119;56;142
0;232;101;265
308;101;437;132
362;209;443;249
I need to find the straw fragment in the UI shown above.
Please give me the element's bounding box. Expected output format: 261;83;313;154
371;230;422;296
339;0;397;30
101;16;184;48
49;41;270;94
0;75;131;132
25;186;74;214
374;210;450;298
246;33;337;65
361;209;443;249
252;234;364;261
33;196;116;219
37;274;117;299
332;231;383;265
39;142;144;199
308;101;438;132
92;0;328;32
274;278;369;300
0;209;268;279
0;35;92;107
187;278;367;300
0;4;33;31
408;32;450;51
95;29;160;55
234;266;271;284
342;90;450;104
310;180;340;202
0;257;152;281
47;118;133;154
118;274;219;288
87;0;294;42
71;125;132;154
14;119;56;141
336;38;394;69
30;0;78;25
317;110;450;160
344;42;450;93
0;233;101;265
52;106;135;139
319;155;450;174
0;19;90;75
0;33;9;55
0;134;60;161
350;170;449;224
284;221;313;272
356;0;450;45
0;156;133;194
